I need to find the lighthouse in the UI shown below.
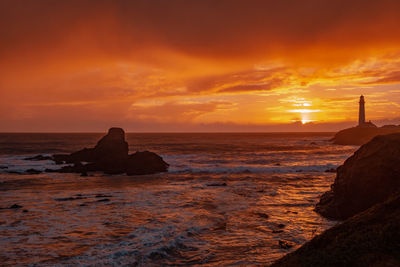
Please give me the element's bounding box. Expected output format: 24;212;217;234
359;95;365;126
357;95;376;128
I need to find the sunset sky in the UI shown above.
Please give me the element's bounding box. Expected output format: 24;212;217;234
1;0;400;132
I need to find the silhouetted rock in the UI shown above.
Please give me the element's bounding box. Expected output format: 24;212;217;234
10;204;23;209
126;151;169;175
53;127;129;174
271;193;400;267
95;194;112;198
55;196;86;201
206;182;228;187
277;223;286;228
316;133;400;220
45;128;168;176
24;155;52;161
333;125;400;145
97;198;110;202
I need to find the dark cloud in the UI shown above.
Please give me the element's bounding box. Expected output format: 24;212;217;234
1;0;400;64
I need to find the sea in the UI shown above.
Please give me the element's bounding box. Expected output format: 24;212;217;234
0;133;357;266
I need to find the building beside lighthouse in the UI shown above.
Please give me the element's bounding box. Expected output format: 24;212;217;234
358;95;376;128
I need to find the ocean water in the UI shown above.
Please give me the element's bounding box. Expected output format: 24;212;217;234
0;133;357;266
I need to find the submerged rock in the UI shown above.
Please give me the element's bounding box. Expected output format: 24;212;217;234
44;128;168;176
316;133;400;220
55;196;86;201
26;168;42;174
97;198;110;202
9;204;23;209
271;193;400;267
279;240;294;249
24;155;52;161
254;212;269;219
206;182;228;187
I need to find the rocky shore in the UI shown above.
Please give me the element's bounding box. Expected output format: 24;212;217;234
332;125;400;145
25;127;169;175
271;193;400;267
272;133;400;266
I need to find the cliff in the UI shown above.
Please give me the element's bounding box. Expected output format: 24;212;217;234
272;133;400;266
332;125;400;145
316;133;400;220
271;193;400;267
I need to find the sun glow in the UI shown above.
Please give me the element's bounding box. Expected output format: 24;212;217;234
301;119;313;124
285;98;320;125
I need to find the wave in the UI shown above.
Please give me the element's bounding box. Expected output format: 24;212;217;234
168;163;338;174
0;153;340;175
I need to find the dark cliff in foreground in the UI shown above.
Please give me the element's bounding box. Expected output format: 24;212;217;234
317;133;400;220
272;133;400;266
271;193;400;267
333;125;400;145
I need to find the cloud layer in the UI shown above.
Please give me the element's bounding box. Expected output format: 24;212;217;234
1;0;400;131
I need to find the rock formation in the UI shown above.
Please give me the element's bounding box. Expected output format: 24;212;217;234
47;128;168;175
316;133;400;220
271;192;400;267
332;125;400;145
126;151;170;175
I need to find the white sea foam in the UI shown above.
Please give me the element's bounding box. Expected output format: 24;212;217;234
0;133;352;266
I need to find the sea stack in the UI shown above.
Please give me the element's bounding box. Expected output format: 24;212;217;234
50;127;169;175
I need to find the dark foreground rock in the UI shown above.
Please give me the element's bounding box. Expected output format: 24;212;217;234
271;193;400;267
43;128;168;175
332;125;400;145
316;133;400;220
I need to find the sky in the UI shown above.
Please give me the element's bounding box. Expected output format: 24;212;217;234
1;0;400;132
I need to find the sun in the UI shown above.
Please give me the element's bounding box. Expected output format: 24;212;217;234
286;98;320;125
301;119;313;124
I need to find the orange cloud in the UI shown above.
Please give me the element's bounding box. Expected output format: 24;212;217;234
1;1;400;131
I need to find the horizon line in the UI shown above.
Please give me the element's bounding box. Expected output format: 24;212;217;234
0;131;336;134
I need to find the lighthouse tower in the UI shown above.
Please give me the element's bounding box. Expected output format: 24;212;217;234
358;95;365;126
